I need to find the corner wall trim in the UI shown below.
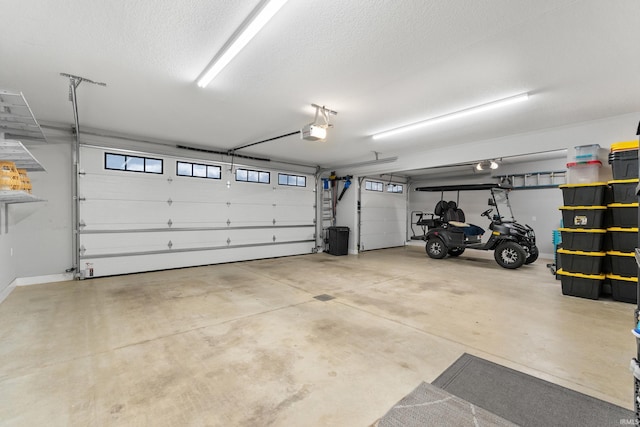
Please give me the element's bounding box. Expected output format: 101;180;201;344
16;273;75;286
0;279;17;304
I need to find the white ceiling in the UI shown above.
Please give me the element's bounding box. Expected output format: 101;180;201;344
1;0;639;171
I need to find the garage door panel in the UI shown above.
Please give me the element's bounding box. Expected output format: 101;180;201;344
80;232;185;256
171;177;226;197
80;174;170;201
273;187;314;203
360;233;405;251
361;206;405;222
225;205;276;225
81;242;315;278
228;185;276;204
78;146;316;277
80;225;315;257
273;205;315;224
80;200;172;230
360;184;406;251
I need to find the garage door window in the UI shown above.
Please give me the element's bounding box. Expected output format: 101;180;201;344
177;161;222;179
387;184;403;193
365;180;383;192
105;153;163;174
278;173;306;187
236;168;270;184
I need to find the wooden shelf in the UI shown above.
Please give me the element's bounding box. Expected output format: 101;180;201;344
0;190;44;204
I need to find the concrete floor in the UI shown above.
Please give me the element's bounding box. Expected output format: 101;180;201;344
0;246;635;426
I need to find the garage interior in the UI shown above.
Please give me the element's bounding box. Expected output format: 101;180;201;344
1;1;640;425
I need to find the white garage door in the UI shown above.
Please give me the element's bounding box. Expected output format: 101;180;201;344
359;179;407;251
78;146;315;278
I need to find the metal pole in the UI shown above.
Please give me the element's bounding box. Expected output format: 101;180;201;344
229;130;300;153
70;79;81;278
60;73;106;279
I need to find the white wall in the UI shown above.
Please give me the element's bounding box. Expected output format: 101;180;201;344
0;141;72;300
11;142;73;278
0;208;16;302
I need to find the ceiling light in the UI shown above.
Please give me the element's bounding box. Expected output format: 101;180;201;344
476;160;499;171
372;93;529;140
196;0;289;88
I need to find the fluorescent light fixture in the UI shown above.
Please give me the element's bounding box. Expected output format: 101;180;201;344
196;0;289;88
372;93;529;140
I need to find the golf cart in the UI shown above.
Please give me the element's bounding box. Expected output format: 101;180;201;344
415;183;538;269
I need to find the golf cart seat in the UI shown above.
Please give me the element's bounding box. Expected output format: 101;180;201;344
434;200;484;236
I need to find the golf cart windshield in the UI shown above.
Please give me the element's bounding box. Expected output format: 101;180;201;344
491;188;515;222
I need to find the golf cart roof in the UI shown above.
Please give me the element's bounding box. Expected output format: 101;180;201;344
415;183;510;192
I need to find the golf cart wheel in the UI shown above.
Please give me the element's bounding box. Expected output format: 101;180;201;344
426;237;447;259
494;242;526;269
525;245;539;265
448;247;465;257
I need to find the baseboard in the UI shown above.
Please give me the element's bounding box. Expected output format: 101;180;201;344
0;279;17;304
16;273;75;286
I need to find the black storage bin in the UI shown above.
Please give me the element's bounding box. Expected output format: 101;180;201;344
557;248;605;275
609;149;638;180
608;179;639;204
606;251;638;277
559;206;606;229
602;280;612;296
557;269;603;300
606;273;638;303
559;228;605;252
327;226;349;256
608;203;639;227
605;227;638;252
559;183;606;206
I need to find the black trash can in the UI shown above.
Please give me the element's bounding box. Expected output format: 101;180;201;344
327;226;349;256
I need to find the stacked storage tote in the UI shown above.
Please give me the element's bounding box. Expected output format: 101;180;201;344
606;140;639;303
557;144;607;299
629;128;640;424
